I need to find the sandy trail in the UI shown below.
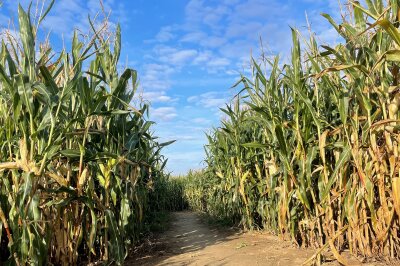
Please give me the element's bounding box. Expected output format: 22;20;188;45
128;212;381;266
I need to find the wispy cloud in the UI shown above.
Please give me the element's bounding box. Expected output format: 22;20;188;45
141;91;177;103
139;63;175;91
188;91;229;109
151;25;177;43
151;107;178;121
191;117;212;124
155;45;198;66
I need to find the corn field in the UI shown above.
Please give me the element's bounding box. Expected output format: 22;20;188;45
184;0;400;263
5;0;400;265
0;3;175;265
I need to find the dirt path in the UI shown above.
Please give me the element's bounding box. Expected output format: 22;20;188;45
128;212;382;266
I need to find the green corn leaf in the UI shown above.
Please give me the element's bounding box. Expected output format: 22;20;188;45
18;4;35;77
38;0;55;24
321;146;351;202
241;142;268;149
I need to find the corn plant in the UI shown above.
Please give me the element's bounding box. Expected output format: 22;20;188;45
0;3;172;265
182;170;212;213
150;175;188;212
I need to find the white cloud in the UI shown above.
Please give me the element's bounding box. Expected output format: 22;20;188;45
139;63;175;91
193;50;213;64
144;25;178;43
155;46;198;66
208;57;230;68
141;91;177;103
192;118;211;124
151;107;178;121
192;51;231;73
201;36;227;48
181;31;206;42
155;26;175;42
225;21;263;38
188;91;229;109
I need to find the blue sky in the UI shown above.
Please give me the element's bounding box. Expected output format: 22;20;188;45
0;0;342;174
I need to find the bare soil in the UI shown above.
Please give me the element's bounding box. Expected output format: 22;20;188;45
127;212;389;266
